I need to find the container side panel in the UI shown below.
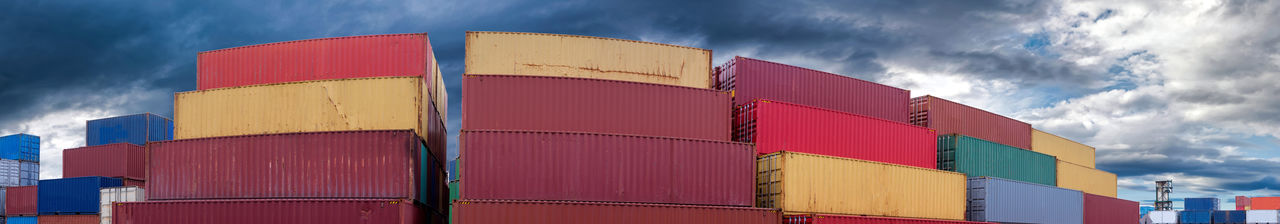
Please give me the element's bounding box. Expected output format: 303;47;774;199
465;31;714;89
967;177;1083;224
39;177;124;214
942;135;1056;186
1084;193;1138;224
1056;160;1118;197
764;152;966;220
113;199;434;224
1031;129;1096;168
748;101;936;168
453;200;779;224
5;186;37;215
62;143;147;180
197;33;435;94
718;57;910;122
912;96;1032;149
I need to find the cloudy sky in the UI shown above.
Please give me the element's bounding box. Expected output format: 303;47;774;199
2;0;1278;208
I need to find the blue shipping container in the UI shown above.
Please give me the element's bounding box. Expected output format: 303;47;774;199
0;134;39;162
1185;197;1220;211
85;113;173;147
1214;210;1247;224
4;216;35;224
967;177;1083;224
1179;210;1213;224
448;159;458;181
37;176;122;214
1140;206;1154;217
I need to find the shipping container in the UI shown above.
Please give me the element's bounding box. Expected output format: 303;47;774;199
173;77;446;164
112;199;436;224
460;130;754;206
715;56;910;122
99;187;143;224
36;215;94;224
5;217;34;224
784;214;995;224
1142;210;1177;224
0;134;39;162
453;200;778;224
0;188;5;216
147;131;445;213
465;31;714;89
1084;193;1138;224
966;177;1083;224
1247;210;1279;223
61;143;145;181
1217;210;1248;224
119;179;143;189
448;180;458;224
38;177;123;215
1031;129;1096;168
85;114;173;147
462;75;730;141
1186;198;1220;211
447;160;457;181
1180;210;1213;224
0;159;21;187
1241;196;1254;210
7;186;36;215
736;100;936;168
909;96;1032;149
1140;206;1155;218
1056;160;1117;197
758;152;966;220
197;33;447;120
938;134;1056;186
20;161;36;186
1254;197;1280;210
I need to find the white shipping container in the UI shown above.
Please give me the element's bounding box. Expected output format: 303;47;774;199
1249;210;1280;224
1142;211;1177;224
19;161;37;186
101;186;145;224
0;159;20;187
0;188;6;216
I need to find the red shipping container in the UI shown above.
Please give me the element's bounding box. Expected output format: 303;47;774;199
6;186;37;215
462;75;731;141
453;200;779;224
910;96;1032;149
460;130;754;206
785;214;994;224
1238;196;1251;210
1251;197;1280;210
113;199;436;224
1083;193;1138;224
735;100;937;169
122;179;145;189
62;143;146;180
197;33;437;91
37;215;97;224
715;56;910;123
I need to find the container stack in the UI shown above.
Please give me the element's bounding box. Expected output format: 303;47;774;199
0;134;40;187
111;33;448;224
454;32;779;224
36;177;123;223
63;113;172;190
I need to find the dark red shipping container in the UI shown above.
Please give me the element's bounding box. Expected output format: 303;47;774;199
197;33;437;91
113;199;437;224
715;56;910;123
785;214;995;224
1084;193;1138;224
460;130;754;206
910;96;1032;149
122;178;145;189
462;75;731;141
453;200;779;224
62;143;146;180
1237;196;1251;210
146;130;445;213
37;215;97;224
735;100;937;169
6;186;37;215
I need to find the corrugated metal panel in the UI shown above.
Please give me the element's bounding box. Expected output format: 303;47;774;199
460;130;754;206
1185;198;1220;211
465;31;714;89
462;75;730;141
1240;196;1253;210
453;200;780;224
19;161;37;186
99;187;144;224
736;100;936;168
5;217;35;224
757;152;966;220
62;143;146;181
715;56;910;122
967;177;1083;224
448;180;458;224
1216;210;1247;224
0;159;20;187
910;96;1032;149
0;134;39;162
147;131;444;213
120;179;143;189
0;188;5;216
1084;193;1138;224
447;160;457;181
37;215;96;224
113;199;435;224
1179;210;1213;224
6;186;36;215
39;177;123;214
85;114;173;147
1247;210;1279;223
1144;210;1177;224
1056;160;1117;197
1031;129;1096;168
1140;206;1154;217
173;77;444;164
938;134;1056;186
784;214;995;224
1254;197;1280;210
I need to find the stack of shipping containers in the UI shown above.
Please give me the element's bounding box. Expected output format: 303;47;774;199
0;134;40;224
112;33;448;224
454;32;779;223
47;113;172;224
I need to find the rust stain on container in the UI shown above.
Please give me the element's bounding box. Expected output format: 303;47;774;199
465;31;713;89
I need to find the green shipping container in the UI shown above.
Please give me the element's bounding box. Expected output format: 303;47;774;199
938;134;1056;186
449;180;458;224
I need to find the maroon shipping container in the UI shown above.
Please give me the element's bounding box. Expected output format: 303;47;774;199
122;179;145;189
453;200;779;224
785;214;994;224
910;96;1032;149
62;143;146;180
197;33;437;91
37;215;97;224
735;100;937;168
1084;193;1138;224
113;199;437;224
462;75;731;141
715;56;910;123
6;186;36;215
460;130;754;206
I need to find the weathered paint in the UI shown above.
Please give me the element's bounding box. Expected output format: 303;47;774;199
910;96;1031;149
757;152;966;220
465;31;714;89
1031;129;1096;168
1056;160;1118;197
715;56;910;122
938;134;1056;186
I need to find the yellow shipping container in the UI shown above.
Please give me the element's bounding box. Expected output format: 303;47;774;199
175;77;433;141
1057;160;1118;197
465;31;714;89
431;51;448;122
757;152;966;220
1031;129;1096;168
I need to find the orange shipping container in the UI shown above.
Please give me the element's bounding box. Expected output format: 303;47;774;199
1031;129;1096;168
1252;197;1280;210
757;151;967;220
465;31;714;89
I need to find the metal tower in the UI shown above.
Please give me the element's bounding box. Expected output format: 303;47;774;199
1155;180;1173;211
